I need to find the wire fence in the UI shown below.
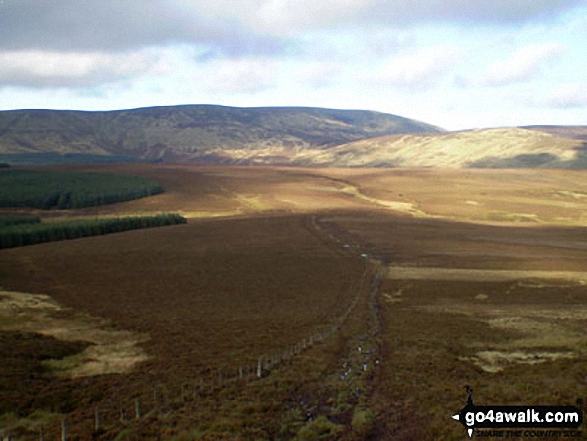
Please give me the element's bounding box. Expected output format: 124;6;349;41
1;216;379;440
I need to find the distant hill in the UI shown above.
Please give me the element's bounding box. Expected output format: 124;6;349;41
2;106;584;168
0;105;442;164
288;127;587;168
523;125;587;141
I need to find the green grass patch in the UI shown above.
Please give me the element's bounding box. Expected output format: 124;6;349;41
295;416;344;440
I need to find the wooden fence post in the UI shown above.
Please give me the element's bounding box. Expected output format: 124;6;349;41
257;356;263;378
134;398;141;420
94;408;100;431
61;419;67;441
193;380;199;400
39;423;45;441
182;382;189;402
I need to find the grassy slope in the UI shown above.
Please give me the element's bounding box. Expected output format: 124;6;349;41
2;106;586;168
0;105;442;163
312;127;586;168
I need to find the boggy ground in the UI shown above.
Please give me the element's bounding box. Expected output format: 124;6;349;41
1;164;587;440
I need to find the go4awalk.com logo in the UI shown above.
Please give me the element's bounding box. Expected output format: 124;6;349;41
452;386;584;438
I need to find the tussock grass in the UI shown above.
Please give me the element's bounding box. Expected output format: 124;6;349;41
0;290;149;378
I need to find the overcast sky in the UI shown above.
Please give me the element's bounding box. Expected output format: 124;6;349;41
0;0;586;130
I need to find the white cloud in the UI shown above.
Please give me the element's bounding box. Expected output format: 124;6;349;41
255;0;369;32
200;59;279;94
364;46;462;89
480;43;567;86
194;0;585;34
296;62;344;88
0;49;170;89
543;84;587;108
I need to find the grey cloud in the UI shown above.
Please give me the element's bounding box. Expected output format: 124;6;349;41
226;0;586;34
0;0;288;56
2;1;583;55
0;0;582;91
361;0;586;27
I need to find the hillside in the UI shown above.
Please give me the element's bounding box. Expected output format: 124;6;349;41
293;127;587;168
2;106;585;168
0;105;442;164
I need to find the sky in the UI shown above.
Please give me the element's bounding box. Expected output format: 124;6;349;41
0;0;586;130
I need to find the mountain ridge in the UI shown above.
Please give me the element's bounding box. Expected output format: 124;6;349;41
1;105;585;168
0;105;443;164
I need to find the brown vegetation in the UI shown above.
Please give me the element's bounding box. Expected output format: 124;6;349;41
1;164;586;440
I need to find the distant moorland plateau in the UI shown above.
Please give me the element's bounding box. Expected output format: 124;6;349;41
0;105;585;167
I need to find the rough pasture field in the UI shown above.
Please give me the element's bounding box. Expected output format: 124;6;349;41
1;164;587;440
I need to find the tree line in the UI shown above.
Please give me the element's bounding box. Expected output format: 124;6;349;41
0;170;164;209
0;214;186;249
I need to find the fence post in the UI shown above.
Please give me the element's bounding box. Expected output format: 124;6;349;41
134;398;141;420
94;408;100;431
181;384;186;402
257;356;263;378
39;423;45;441
61;419;67;441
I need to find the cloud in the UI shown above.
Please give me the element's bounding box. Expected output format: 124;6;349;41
364;46;462;90
0;0;289;57
296;62;344;88
480;44;567;86
0;0;583;55
253;0;369;33
0;50;169;89
543;84;587;108
199;59;279;94
198;0;585;33
361;0;585;26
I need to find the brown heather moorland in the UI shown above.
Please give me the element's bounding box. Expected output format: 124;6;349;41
1;164;587;440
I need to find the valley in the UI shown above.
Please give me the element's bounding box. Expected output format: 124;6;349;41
0;164;586;439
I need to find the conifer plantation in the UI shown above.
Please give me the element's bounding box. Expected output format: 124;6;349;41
0;214;186;249
0;170;164;209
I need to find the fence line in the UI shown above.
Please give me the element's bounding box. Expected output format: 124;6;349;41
2;220;376;440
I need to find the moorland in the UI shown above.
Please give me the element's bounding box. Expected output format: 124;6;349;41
0;162;586;440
